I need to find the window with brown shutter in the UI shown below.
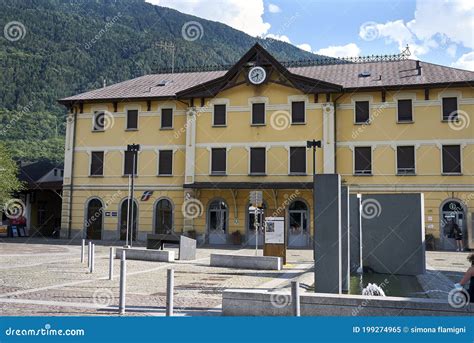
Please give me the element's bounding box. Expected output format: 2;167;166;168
291;101;305;123
124;151;138;175
397;146;415;174
250;148;266;174
93;111;105;131
397;99;413;122
90;151;104;176
355;101;370;123
161;108;173;129
159;150;173;175
252;103;265;125
442;145;461;174
211;148;226;174
213;104;226;126
290;147;306;174
354;147;372;175
442;97;458;121
127;110;138;129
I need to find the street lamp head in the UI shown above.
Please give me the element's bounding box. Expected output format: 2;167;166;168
127;144;141;152
306;139;322;148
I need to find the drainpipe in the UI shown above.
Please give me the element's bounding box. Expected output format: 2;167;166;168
67;108;78;239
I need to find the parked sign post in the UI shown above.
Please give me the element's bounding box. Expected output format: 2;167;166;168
249;191;263;256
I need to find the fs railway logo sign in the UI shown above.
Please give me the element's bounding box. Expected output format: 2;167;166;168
141;191;154;201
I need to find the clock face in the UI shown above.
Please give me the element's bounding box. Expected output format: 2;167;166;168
248;66;266;85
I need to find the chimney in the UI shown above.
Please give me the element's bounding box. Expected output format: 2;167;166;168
416;61;421;75
103;78;107;88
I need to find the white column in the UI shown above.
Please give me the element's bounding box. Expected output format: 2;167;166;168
184;108;197;184
322;103;335;173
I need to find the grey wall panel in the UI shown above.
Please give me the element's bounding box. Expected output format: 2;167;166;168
341;186;350;292
349;194;361;273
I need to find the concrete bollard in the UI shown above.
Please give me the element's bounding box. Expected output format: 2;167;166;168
90;243;95;273
81;239;85;263
119;251;126;315
87;241;92;269
109;247;114;280
291;280;300;317
166;268;174;316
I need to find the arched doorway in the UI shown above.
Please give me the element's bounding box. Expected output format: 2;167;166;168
85;198;103;240
119;198;138;241
288;200;310;247
439;199;466;251
154;198;173;234
246;201;266;247
208;199;228;245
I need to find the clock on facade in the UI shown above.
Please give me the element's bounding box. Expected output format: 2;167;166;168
248;66;266;85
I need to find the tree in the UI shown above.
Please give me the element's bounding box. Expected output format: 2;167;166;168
0;143;24;212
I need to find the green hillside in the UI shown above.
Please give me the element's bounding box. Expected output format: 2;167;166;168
0;0;320;164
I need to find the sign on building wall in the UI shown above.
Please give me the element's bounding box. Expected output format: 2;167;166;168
264;217;285;244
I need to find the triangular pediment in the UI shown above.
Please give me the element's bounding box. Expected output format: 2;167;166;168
176;43;342;99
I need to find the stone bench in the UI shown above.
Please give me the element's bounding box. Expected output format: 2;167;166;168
210;254;282;270
116;247;175;262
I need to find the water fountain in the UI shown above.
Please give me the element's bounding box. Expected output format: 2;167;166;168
362;283;386;296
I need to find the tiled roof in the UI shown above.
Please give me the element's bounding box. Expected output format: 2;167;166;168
59;59;474;103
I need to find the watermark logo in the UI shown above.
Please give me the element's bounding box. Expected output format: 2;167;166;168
4;21;26;42
94;110;115;130
181;21;204;42
3;199;26;219
359;21;379;41
448;287;470;308
270;292;291;308
93;289;114;307
181;198;204;219
270;110;291;130
448;110;470;131
361;198;382;219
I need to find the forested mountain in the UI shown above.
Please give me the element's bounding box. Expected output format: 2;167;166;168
0;0;319;164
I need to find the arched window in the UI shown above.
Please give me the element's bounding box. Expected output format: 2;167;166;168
119;198;138;241
86;198;103;240
155;199;173;234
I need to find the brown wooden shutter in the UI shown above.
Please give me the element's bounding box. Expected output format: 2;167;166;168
213;104;226;125
159;150;173;175
161;108;173;128
291;101;305;123
127;110;138;129
211;148;226;174
250;148;266;174
442;145;461;173
355;101;370;123
290;147;306;174
90;151;104;176
442;97;457;120
354;147;371;174
397;99;413;122
396;146;415;174
252;103;265;124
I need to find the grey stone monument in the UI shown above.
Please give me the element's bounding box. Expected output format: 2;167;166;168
361;193;426;275
340;186;350;293
314;174;341;294
179;235;197;260
349;194;362;273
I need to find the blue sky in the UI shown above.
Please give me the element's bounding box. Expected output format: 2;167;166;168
148;0;473;70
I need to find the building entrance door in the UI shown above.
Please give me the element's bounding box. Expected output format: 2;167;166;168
288;200;309;247
208;200;228;244
440;200;465;251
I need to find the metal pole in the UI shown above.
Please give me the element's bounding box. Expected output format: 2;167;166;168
166;268;174;316
81;239;85;263
125;175;131;247
88;241;92;269
291;280;301;317
254;207;258;256
109;247;114;280
312;146;317;261
90;243;95;273
130;153;136;248
119;251;126;315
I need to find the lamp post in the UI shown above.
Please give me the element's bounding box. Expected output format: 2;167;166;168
307;139;321;260
126;144;140;247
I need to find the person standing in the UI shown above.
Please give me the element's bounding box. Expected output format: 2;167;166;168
453;222;463;252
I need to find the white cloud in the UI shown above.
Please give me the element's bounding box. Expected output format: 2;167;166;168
268;3;281;13
315;43;361;57
297;43;312;52
265;33;291;43
147;0;271;37
359;0;474;58
451;52;474;71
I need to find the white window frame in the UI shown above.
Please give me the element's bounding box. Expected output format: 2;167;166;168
124;104;141;131
440;144;463;175
122;150;140;177
394;93;416;123
351;95;373;125
289;95;308;125
248;146;267;175
353;146;373;175
157;149;174;176
395;145;417;175
439;91;461;123
89;150;105;177
159;104;176;130
211;99;229;127
209;147;227;175
288;146;307;175
248;96;268;126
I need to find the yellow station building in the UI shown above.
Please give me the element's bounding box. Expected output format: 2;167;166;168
58;44;474;250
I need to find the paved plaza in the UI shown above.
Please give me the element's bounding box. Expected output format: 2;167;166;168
0;239;470;316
